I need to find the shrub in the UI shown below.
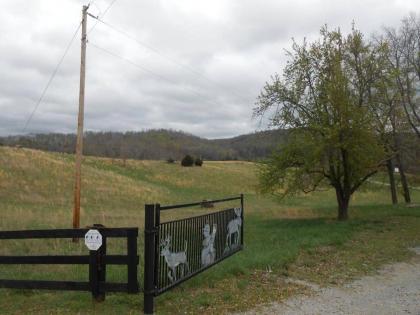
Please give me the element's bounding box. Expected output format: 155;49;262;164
181;155;194;167
167;158;175;164
195;157;203;166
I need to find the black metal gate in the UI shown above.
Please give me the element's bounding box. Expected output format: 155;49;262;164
144;194;244;314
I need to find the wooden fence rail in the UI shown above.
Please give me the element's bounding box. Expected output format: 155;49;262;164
0;225;139;301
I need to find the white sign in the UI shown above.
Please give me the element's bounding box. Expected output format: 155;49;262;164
84;229;102;251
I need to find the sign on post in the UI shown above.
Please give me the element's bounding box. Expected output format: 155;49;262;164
84;229;102;251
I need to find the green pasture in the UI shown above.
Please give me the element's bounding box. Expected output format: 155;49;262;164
0;147;419;314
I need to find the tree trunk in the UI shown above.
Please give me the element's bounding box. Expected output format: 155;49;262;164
335;189;350;221
386;159;398;205
396;153;411;204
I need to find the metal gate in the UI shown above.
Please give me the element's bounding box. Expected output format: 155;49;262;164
144;194;244;314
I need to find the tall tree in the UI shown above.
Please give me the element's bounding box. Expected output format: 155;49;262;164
384;14;420;138
369;37;403;205
255;26;386;220
379;14;420;203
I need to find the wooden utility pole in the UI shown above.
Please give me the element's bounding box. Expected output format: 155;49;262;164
73;5;88;230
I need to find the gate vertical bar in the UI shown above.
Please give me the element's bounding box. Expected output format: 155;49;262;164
144;204;156;314
154;204;160;293
240;193;244;247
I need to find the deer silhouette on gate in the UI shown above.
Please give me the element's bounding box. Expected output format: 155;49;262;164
160;236;189;283
224;207;242;252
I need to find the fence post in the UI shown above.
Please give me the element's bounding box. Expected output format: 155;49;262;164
127;229;139;293
98;235;106;300
89;249;100;300
144;204;156;314
89;224;106;301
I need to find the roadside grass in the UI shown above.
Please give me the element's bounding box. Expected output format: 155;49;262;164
0;147;419;314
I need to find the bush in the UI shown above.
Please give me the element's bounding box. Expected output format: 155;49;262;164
167;158;175;164
181;155;194;167
195;157;203;166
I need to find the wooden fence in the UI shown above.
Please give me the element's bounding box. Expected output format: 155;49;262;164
0;225;139;300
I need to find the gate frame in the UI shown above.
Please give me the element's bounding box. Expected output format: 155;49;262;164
144;194;244;314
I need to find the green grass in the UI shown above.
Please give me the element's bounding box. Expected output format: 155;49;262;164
0;146;419;314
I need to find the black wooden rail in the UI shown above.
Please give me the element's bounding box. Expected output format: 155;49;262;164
0;225;139;301
144;195;244;314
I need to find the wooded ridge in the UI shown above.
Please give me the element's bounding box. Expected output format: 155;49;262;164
0;129;288;161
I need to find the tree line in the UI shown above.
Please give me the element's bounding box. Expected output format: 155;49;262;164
0;129;287;161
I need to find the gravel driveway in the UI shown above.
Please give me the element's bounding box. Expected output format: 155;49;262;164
240;248;420;315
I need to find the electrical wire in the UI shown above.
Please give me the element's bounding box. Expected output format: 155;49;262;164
87;0;118;34
22;22;82;133
90;15;254;103
89;42;231;109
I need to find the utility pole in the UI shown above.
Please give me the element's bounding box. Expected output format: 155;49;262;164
73;5;88;231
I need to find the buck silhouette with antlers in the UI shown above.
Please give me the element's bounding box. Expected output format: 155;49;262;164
160;236;189;283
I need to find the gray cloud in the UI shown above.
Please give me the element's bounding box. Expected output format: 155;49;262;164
0;0;418;138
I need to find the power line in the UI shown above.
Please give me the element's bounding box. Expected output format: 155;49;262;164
90;15;254;103
87;0;118;34
22;22;82;133
101;0;118;18
89;42;230;109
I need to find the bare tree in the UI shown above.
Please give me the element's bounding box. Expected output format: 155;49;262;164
379;14;420;203
384;14;420;138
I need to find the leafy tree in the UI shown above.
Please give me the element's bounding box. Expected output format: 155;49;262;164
255;26;386;220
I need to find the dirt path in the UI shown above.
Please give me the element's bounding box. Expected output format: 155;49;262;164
240;248;420;315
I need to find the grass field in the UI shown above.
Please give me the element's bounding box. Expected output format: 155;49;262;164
0;146;419;314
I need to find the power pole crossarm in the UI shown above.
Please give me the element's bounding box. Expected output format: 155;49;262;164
73;5;88;231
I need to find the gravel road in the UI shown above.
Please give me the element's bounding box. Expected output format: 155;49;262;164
240;248;420;315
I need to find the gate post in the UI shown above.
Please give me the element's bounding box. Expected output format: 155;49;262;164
144;204;156;314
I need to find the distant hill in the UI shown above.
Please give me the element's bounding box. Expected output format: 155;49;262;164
0;129;287;161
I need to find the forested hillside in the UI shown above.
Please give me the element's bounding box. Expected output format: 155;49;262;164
0;129;287;161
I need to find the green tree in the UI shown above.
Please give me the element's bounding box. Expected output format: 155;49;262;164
255;26;386;220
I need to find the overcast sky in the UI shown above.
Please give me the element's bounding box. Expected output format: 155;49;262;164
0;0;418;139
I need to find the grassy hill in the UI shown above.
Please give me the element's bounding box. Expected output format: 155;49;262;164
0;146;419;314
0;146;264;229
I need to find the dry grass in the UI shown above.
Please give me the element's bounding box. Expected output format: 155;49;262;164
0;146;419;314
